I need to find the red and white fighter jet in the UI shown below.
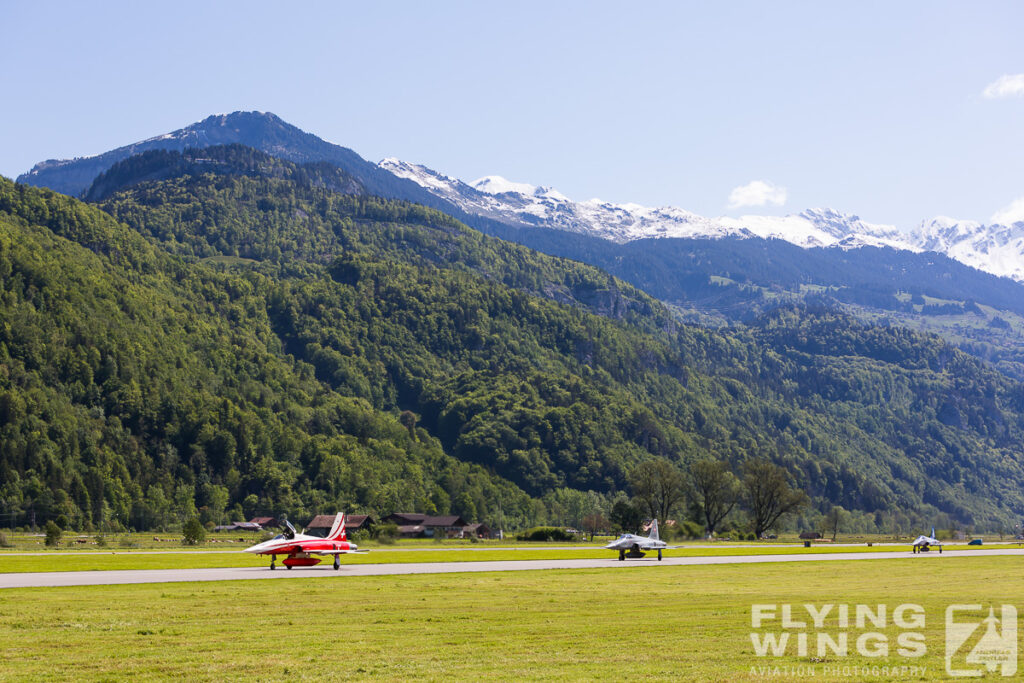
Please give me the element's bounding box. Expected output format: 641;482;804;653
244;513;366;570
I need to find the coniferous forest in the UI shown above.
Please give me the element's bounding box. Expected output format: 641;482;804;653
2;146;1023;534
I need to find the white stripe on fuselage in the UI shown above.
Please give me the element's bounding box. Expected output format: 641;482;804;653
244;533;319;554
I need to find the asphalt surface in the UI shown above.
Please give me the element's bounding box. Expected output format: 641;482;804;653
3;548;1022;589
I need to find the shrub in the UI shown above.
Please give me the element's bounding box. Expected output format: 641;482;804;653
44;520;62;547
54;514;70;530
95;534;107;548
374;523;399;543
516;527;575;542
182;517;206;546
0;531;12;548
675;520;703;540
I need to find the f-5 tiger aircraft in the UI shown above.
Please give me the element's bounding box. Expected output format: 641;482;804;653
911;527;943;554
605;519;671;561
244;512;367;570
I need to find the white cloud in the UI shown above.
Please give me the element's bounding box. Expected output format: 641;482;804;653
727;180;787;209
983;74;1024;99
991;197;1024;225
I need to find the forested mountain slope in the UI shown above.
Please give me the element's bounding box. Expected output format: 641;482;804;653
2;148;1024;531
0;177;535;529
487;224;1024;380
23;112;1024;385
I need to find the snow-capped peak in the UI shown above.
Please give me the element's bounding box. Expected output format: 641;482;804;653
379;157;467;194
908;216;1024;281
377;157;920;247
374;156;1024;281
471;175;538;196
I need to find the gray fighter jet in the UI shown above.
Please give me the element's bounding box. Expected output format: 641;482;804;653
911;527;943;554
606;519;668;561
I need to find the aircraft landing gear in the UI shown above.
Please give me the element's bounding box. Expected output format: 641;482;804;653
270;556;276;570
619;549;625;561
334;555;341;570
658;549;662;561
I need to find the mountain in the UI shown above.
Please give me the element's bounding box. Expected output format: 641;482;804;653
5;149;1024;533
19;114;1024;383
380;157;1024;287
380;158;914;249
20;111;1024;284
912;216;1024;282
377;158;1024;379
17;111;462;215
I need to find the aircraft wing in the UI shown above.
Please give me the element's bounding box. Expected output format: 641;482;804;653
310;548;370;555
912;535;941;546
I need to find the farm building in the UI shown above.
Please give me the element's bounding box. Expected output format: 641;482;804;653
383;513;469;538
463;522;492;539
305;514;374;537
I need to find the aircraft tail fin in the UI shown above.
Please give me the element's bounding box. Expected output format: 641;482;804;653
648;518;660;541
931;526;936;540
327;513;347;541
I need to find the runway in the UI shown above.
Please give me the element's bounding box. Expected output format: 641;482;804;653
3;548;1022;589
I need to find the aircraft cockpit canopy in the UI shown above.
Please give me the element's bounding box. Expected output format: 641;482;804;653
281;518;297;540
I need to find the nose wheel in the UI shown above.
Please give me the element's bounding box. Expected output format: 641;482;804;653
270;556;276;570
334;555;341;570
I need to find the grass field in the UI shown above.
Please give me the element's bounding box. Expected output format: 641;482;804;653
1;542;1019;574
4;529;992;552
1;556;1020;680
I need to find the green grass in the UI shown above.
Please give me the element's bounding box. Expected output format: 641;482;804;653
1;542;1018;574
0;556;1020;680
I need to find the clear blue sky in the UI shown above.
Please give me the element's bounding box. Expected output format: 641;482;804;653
2;1;1022;229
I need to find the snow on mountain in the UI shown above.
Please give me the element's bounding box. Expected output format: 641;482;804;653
910;217;1024;281
717;209;915;250
378;158;918;251
471;175;541;197
379;157;1024;282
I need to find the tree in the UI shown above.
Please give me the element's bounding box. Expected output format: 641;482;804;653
544;488;597;529
182;517;206;546
609;499;643;534
399;410;418;441
44;520;62;547
690;459;740;537
629;459;687;526
824;505;848;541
582;512;609;540
742;459;808;538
